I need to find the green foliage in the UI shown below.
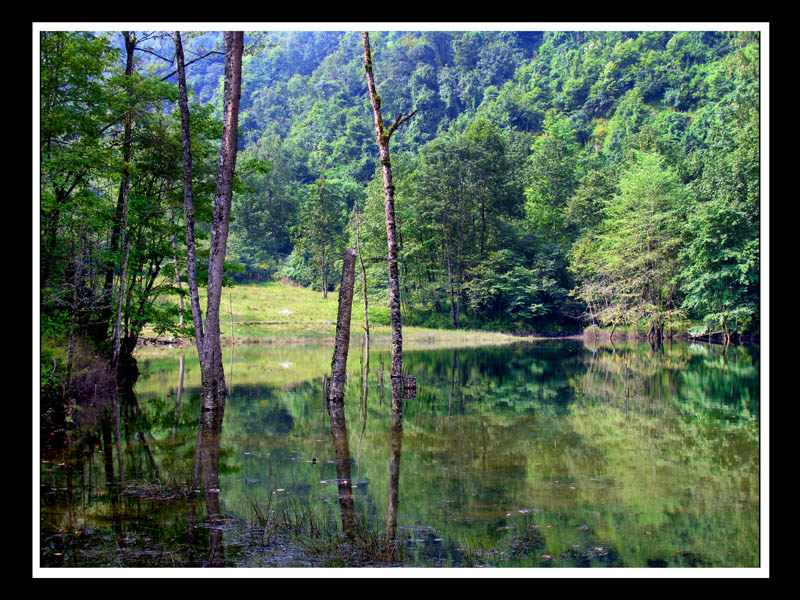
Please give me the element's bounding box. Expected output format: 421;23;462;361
39;28;761;343
570;152;685;331
39;30;227;369
285;178;348;294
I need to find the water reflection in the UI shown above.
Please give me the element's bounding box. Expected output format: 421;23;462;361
41;339;760;568
193;405;225;566
386;409;403;549
326;393;356;536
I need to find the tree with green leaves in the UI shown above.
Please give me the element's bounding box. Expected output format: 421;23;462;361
292;178;347;298
571;152;685;340
524;110;582;237
677;34;759;342
232;134;300;279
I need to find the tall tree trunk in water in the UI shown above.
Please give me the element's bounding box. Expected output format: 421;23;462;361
363;32;416;554
174;31;243;483
362;31;416;415
200;29;243;423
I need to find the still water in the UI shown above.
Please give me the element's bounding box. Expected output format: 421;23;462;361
40;339;760;569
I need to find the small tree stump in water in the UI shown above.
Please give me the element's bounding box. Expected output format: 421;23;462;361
326;247;357;536
327;248;356;404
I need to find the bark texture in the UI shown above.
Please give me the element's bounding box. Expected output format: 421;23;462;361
174;31;243;461
362;31;416;415
327;247;357;404
198;31;243;419
173;31;205;357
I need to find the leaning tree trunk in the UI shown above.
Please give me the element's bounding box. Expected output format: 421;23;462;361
362;31;416;415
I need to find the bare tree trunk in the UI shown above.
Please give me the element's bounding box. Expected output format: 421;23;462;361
327;247;357;536
171;230;184;328
362;31;416;415
363;32;416;557
328;248;356;404
355;208;370;337
174;31;205;356
174;31;243;469
199;30;243;418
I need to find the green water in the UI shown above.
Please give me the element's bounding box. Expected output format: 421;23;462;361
40;339;760;569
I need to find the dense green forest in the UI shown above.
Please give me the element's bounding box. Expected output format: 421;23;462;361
39;28;761;383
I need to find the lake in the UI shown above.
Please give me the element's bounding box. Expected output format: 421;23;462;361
39;338;760;569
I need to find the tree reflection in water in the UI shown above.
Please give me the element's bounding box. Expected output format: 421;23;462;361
327;395;356;536
193;405;225;567
386;408;403;553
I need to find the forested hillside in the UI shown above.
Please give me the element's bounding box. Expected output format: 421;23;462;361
226;29;760;340
40;28;761;367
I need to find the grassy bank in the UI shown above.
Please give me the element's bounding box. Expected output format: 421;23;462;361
140;280;533;352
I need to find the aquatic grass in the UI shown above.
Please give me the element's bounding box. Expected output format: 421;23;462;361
118;474;196;501
246;494;410;567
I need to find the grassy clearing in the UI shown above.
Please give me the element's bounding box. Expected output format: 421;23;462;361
141;280;530;351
